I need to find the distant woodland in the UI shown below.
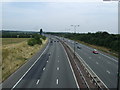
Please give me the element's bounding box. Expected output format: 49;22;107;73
47;31;120;52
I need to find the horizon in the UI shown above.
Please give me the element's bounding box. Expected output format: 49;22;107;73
2;1;118;34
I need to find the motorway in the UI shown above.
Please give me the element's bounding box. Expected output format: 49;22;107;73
2;38;78;89
61;37;118;88
2;36;118;89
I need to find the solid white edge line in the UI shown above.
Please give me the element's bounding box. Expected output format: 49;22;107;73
65;41;108;89
76;65;90;88
11;43;49;90
99;53;118;63
60;43;79;88
68;38;118;63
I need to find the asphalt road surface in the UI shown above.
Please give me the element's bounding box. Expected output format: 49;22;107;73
2;38;78;89
62;37;118;88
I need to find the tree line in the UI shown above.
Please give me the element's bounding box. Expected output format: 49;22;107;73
47;31;120;52
65;32;120;52
2;30;37;38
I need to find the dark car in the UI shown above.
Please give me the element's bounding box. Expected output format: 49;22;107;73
50;41;53;43
93;49;98;54
77;46;81;49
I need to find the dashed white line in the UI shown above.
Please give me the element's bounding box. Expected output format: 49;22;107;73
82;44;118;63
43;67;45;71
47;61;48;63
106;70;110;74
56;79;59;85
99;53;118;63
107;61;110;64
57;67;59;70
99;57;101;59
64;42;108;88
36;80;40;85
58;60;59;63
89;57;92;59
96;62;99;65
11;44;49;90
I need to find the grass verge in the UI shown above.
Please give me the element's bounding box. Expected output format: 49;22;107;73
2;38;48;82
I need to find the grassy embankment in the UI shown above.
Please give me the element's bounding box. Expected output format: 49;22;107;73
76;40;118;57
2;38;48;82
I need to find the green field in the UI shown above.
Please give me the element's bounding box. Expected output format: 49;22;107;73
2;38;29;45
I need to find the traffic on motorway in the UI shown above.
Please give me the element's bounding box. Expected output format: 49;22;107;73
2;36;119;89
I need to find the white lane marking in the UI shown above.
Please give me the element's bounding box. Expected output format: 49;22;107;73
56;79;59;85
99;57;101;59
47;61;48;63
65;42;108;88
79;43;118;63
89;57;92;59
60;43;79;88
106;70;110;74
57;67;59;71
11;43;49;90
36;80;40;85
58;60;59;63
96;62;99;65
107;61;110;64
99;53;118;63
43;67;45;71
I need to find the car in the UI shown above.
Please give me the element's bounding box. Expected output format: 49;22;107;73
50;41;53;43
93;49;98;54
77;46;81;49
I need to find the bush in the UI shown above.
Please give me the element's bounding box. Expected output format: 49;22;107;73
37;39;42;45
27;34;43;46
27;38;37;46
42;36;46;40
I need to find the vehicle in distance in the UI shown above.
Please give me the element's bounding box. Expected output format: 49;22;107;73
50;41;53;43
77;46;81;49
93;49;98;54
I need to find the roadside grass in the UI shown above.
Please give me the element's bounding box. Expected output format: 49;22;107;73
77;40;118;57
2;38;48;82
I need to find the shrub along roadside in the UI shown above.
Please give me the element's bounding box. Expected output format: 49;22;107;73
28;34;46;46
2;38;48;81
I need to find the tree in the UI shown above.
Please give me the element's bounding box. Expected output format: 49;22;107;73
40;29;43;35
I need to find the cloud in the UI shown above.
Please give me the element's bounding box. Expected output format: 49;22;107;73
2;0;102;2
2;2;118;33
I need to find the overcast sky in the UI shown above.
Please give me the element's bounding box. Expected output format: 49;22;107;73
2;1;118;34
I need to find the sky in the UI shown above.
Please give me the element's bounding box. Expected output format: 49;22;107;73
1;0;118;34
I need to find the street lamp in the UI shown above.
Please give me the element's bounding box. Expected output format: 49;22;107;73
71;25;79;59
